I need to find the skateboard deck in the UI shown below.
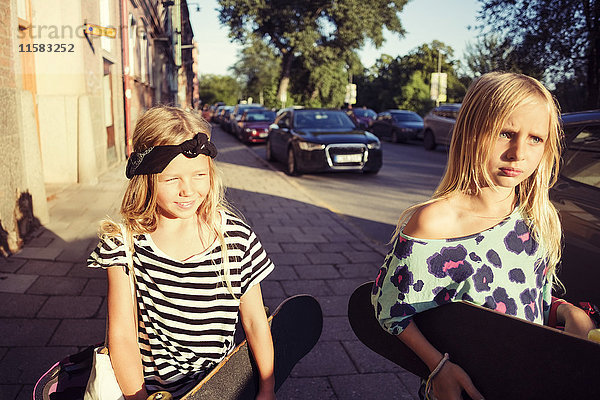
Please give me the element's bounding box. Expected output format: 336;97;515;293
349;281;600;400
181;294;322;400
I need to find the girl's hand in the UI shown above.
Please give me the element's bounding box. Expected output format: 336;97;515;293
558;303;596;339
431;361;484;400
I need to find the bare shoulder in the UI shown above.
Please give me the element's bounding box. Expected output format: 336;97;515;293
402;199;461;240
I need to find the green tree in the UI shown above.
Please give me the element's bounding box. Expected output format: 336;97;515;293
356;41;466;115
198;74;242;105
478;0;600;108
217;0;408;105
231;39;281;107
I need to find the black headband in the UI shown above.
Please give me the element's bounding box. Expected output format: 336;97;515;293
126;133;217;179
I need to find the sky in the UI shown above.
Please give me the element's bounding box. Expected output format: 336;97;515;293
189;0;482;77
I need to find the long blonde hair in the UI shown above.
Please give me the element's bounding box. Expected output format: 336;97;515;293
394;72;563;281
101;105;237;293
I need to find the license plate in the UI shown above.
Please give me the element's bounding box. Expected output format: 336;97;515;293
259;132;268;138
334;154;363;163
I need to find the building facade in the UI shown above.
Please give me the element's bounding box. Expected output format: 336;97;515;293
0;0;197;256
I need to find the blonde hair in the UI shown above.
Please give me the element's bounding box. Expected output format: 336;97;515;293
101;105;238;293
394;72;563;282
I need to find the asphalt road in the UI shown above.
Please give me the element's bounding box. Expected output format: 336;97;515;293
229;128;450;247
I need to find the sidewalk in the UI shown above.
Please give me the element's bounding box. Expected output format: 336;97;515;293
0;128;420;399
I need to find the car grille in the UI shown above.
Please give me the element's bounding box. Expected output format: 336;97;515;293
325;144;368;169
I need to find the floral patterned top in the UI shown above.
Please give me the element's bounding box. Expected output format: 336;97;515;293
371;208;552;335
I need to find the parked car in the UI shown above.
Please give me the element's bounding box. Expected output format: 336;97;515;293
550;110;600;305
213;105;233;126
369;110;424;143
227;103;265;134
346;108;377;129
266;108;382;175
220;107;235;132
422;103;461;150
234;109;277;144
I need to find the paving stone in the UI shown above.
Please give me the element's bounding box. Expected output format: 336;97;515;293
96;297;108;319
268;265;298;281
0;293;47;317
0;319;59;346
291;341;356;377
0;273;38;294
279;243;318;253
26;235;54;247
0;346;78;384
323;233;358;243
0;258;26;273
320;316;357;341
291;233;327;243
262;242;282;254
17;260;73;276
306;252;349;265
11;246;62;260
397;369;422;396
316;242;355;253
67;260;103;275
315;295;349;317
259;280;286;299
329;372;415;400
83;278;108;296
300;226;334;235
26;276;87;295
337;263;380;279
56;239;97;262
0;385;22;399
37;295;103;318
280;279;332;297
48;319;105;346
276;377;336;400
344;250;385;263
327;278;371;296
341;340;407;374
293;264;340;280
269;252;309;266
16;385;35;400
270;226;302;235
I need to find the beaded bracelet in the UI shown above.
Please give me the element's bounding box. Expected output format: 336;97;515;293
424;353;450;399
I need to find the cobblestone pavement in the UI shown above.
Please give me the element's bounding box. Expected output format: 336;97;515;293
0;127;420;399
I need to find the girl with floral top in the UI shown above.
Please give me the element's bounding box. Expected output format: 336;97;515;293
371;72;595;400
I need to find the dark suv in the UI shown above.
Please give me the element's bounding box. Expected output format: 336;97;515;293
551;110;600;305
422;103;461;150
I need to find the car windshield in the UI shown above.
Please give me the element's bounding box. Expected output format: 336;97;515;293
245;111;276;122
562;126;600;188
392;112;423;122
294;110;357;130
353;109;376;118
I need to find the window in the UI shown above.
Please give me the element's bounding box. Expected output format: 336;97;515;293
562;125;600;189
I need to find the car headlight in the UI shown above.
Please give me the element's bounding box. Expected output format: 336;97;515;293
298;141;325;151
367;141;380;149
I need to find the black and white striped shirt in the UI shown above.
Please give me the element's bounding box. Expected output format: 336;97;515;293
88;212;274;397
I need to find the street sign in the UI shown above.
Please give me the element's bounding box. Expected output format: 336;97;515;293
345;83;357;104
84;23;117;38
430;73;447;103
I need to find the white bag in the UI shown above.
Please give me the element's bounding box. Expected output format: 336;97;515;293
84;224;137;400
84;346;125;400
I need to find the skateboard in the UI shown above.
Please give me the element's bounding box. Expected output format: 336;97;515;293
348;281;600;400
34;295;322;400
181;294;323;400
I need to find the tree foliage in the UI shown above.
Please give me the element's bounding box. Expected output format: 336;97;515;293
478;0;600;109
217;0;408;106
198;74;242;106
356;41;467;116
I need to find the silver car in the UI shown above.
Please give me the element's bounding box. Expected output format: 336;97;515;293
423;103;461;150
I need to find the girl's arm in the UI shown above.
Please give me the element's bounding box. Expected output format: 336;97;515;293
397;320;484;400
556;302;596;339
107;266;148;400
239;284;275;400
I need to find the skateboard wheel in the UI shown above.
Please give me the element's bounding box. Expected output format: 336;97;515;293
588;329;600;343
147;391;172;400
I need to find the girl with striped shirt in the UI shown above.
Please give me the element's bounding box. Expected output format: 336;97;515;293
88;106;275;399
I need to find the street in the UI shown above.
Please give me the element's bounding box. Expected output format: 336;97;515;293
240;128;449;246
